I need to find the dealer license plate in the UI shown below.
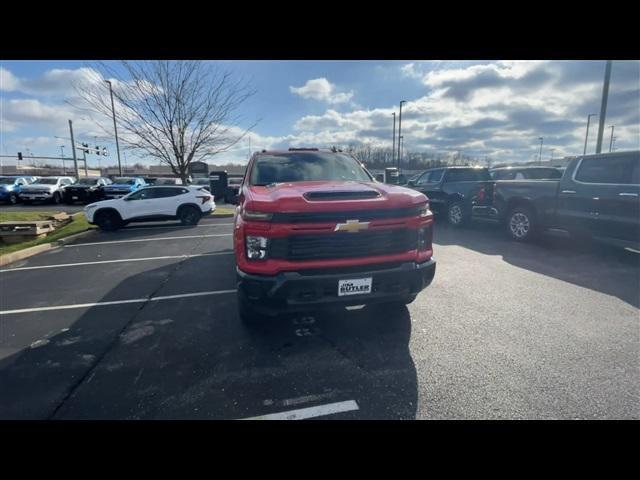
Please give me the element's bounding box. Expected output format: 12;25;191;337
338;278;372;296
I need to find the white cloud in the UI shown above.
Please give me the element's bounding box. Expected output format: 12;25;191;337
0;67;21;91
290;78;354;104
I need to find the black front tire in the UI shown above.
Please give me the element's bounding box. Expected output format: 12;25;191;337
178;205;201;226
52;192;62;204
95;211;122;231
506;205;537;242
8;193;18;205
237;290;265;327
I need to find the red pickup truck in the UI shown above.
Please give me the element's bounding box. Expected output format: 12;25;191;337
233;148;436;324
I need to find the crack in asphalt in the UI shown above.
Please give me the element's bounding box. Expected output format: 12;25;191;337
47;223;221;419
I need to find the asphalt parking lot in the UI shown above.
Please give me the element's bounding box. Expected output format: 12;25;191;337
0;216;638;420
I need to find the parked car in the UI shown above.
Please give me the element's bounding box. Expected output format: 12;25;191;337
19;176;75;204
492;151;640;248
234;148;436;324
407;166;494;226
154;177;184;185
225;176;243;204
191;177;211;192
63;177;112;204
102;177;147;199
0;176;35;205
490;166;563;180
84;186;215;231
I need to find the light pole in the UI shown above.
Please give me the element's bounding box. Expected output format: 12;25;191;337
611;136;617;151
105;80;122;176
391;112;396;165
538;137;544;165
397;100;407;170
608;125;615;152
59;145;66;174
583;113;597;155
399;135;404;167
549;148;555;161
595;60;612;154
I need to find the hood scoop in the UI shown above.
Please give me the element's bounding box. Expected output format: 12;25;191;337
303;190;381;201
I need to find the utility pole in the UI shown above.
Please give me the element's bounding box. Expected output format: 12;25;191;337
538;137;544;165
397;100;406;170
105;80;122;176
608;125;615;152
583;114;597;155
82;149;89;176
59;146;66;174
391;112;396;165
68;120;79;178
595;60;612;154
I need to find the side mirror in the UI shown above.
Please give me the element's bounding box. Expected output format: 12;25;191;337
407;179;416;187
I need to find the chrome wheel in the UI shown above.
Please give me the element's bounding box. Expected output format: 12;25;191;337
509;212;530;239
448;204;463;225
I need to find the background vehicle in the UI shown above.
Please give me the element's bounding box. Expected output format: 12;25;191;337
191;177;211;192
234;148;436;324
407;166;494;226
102;177;146;199
225;176;243;204
85;186;214;231
490;166;563;180
19;176;75;204
63;177;112;204
0;176;35;205
493;151;640;247
154;177;184;185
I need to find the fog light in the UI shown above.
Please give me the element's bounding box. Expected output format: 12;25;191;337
246;235;268;260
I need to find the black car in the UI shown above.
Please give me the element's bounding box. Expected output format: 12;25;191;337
63;177;112;204
407;166;495;226
490;166;563;180
492;151;639;247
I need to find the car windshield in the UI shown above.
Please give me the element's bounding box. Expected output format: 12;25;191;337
0;178;16;184
75;178;98;185
34;178;58;184
250;152;372;186
112;178;135;185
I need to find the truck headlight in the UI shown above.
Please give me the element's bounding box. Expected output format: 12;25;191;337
242;210;273;221
246;235;269;260
418;204;431;217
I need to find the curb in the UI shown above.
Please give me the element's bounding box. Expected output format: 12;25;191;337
0;229;96;267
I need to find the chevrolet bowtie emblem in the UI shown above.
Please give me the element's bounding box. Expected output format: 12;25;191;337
334;219;370;233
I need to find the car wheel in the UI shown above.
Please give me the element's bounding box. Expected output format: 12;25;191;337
95;211;122;231
447;202;466;227
52;192;61;204
8;193;18;205
506;206;536;242
178;205;201;226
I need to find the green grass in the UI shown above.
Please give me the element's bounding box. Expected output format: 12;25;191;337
211;206;236;216
0;212;94;256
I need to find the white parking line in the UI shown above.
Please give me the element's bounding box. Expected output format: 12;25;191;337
0;252;234;273
241;400;359;420
64;234;232;247
0;289;237;316
124;223;233;230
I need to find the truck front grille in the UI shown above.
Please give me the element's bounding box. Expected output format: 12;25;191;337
269;229;417;261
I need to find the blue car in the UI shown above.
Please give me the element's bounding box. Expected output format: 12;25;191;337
102;177;147;199
0;176;35;205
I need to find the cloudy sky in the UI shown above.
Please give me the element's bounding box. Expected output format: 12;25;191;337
1;60;638;167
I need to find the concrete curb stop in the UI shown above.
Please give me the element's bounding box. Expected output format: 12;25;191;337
0;229;96;267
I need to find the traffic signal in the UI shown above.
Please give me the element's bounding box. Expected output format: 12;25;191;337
18;152;23;160
82;143;90;154
102;147;108;156
95;145;100;155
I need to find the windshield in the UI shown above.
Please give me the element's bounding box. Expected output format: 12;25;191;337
112;178;135;185
0;178;16;184
250;152;372;186
34;178;58;185
75;178;98;185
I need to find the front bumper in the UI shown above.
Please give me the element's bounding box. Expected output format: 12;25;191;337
19;192;53;200
237;258;436;315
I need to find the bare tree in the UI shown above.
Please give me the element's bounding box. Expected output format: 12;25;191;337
72;61;256;182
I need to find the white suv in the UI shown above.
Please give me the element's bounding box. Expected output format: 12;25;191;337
84;186;215;231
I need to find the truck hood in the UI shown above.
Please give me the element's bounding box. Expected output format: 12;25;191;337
21;184;56;192
244;181;427;213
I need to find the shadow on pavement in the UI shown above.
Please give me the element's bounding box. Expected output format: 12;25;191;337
435;220;640;309
0;251;417;420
